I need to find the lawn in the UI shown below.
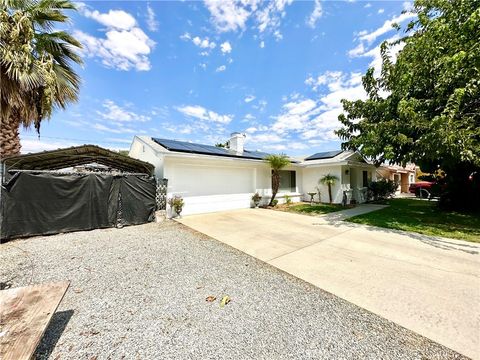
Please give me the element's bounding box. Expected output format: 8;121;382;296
277;202;350;215
347;198;480;242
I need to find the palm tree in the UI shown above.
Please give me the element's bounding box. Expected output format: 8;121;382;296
265;154;290;206
1;0;82;157
319;174;339;204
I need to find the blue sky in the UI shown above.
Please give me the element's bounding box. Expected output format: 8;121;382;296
20;0;415;156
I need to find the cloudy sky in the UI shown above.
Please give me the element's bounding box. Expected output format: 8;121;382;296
21;0;414;155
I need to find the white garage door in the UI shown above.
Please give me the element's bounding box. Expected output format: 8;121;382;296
170;164;254;196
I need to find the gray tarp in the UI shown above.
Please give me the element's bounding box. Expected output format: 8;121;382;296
0;172;156;241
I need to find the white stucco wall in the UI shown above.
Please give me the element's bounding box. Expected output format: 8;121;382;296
129;137;164;178
302;165;344;203
164;156;302;215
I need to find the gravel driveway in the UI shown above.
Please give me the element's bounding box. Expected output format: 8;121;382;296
0;222;465;359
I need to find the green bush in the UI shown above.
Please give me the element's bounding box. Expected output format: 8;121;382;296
367;179;397;201
284;194;292;205
168;195;184;215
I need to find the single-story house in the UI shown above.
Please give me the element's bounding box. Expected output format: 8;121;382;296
376;164;416;193
129;133;379;215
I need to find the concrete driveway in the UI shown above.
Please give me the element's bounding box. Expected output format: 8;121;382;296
178;208;480;359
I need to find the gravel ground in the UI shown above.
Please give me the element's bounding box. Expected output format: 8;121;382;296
0;221;466;360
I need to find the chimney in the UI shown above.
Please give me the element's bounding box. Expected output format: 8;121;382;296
229;132;245;154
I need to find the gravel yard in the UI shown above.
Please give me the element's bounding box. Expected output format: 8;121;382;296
0;221;465;359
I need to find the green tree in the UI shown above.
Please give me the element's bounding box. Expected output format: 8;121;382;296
265;154;290;206
336;0;480;210
319;174;338;204
1;0;82;157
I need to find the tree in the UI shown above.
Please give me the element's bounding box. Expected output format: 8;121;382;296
1;0;82;157
265;154;290;206
319;174;338;204
336;0;480;210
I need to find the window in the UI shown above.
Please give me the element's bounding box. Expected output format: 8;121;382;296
362;171;369;187
277;170;296;192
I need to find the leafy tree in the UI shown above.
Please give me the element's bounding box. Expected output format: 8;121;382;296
319;174;338;204
265;154;290;206
215;141;229;148
336;0;480;210
1;0;82;157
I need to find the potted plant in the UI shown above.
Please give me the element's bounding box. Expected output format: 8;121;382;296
251;192;262;208
168;195;184;218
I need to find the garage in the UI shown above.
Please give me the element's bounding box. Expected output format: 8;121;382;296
0;145;157;241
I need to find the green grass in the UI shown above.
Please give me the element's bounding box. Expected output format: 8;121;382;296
347;198;480;242
279;202;349;215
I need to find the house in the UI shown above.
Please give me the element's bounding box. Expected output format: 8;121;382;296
129;133;377;215
376;164;416;193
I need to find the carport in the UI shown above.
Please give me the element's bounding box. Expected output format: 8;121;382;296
0;145;157;241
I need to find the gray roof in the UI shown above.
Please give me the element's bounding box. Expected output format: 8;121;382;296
304;150;343;161
152;138;272;160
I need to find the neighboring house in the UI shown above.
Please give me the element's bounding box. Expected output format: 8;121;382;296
376;164;417;193
129;133;376;215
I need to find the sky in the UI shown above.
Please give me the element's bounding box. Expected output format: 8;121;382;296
20;0;415;156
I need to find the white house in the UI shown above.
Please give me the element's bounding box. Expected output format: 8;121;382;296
129;133;377;215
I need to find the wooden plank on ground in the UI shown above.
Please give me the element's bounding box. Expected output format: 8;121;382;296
0;281;70;360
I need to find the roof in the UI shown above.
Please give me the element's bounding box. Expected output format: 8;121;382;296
152;137;272;161
304;150;344;161
2;145;154;175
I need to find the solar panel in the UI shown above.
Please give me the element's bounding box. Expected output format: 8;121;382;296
304;150;343;161
152;138;271;160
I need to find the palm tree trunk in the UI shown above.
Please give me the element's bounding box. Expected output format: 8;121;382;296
328;184;332;204
0;115;21;158
269;171;280;206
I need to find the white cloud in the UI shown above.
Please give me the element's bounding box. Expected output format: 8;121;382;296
348;42;365;57
82;8;136;30
378;8;385;14
176;105;233;124
244;95;256;103
180;32;191;40
358;12;415;44
146;4;159;32
253;99;267;112
306;0;322;28
97;100;150;123
75;6;155;71
20;138;79;154
364;3;371;8
403;1;413;11
260;41;265;48
266;71;368;142
255;0;293;39
216;65;226;72
272;98;320;134
204;0;254;32
305;70;343;91
192;36;216;49
203;0;292;40
220;41;232;54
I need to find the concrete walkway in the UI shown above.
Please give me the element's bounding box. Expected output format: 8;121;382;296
177;208;480;359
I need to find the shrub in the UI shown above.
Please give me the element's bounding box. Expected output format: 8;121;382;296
168;195;184;215
271;199;278;207
284;194;292;205
367;179;397;201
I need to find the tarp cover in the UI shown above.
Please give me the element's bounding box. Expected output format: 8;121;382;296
0;172;156;241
